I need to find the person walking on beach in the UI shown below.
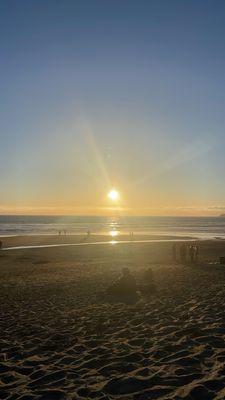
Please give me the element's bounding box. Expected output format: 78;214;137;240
194;244;199;263
189;245;195;264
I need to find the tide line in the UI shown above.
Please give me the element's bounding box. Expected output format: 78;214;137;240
2;237;197;251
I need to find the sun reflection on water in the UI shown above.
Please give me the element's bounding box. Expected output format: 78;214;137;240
109;230;118;237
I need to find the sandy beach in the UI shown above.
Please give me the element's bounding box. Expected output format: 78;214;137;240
2;237;225;399
3;0;225;398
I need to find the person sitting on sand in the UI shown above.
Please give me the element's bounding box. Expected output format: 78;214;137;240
143;267;154;282
107;267;137;297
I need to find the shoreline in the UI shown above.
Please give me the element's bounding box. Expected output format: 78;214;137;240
2;237;199;251
0;233;200;251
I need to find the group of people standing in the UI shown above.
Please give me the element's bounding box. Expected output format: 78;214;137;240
172;242;199;264
58;230;68;236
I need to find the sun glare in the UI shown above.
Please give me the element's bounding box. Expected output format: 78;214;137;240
108;189;119;201
110;230;118;237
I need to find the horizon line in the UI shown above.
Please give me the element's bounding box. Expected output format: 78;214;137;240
0;213;222;218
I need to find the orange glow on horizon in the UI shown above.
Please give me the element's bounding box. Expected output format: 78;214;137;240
0;203;223;217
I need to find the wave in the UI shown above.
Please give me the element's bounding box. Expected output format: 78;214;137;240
0;216;225;239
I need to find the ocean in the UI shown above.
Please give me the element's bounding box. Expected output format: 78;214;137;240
0;215;225;240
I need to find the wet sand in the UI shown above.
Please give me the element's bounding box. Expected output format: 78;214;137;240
1;233;195;249
1;238;225;399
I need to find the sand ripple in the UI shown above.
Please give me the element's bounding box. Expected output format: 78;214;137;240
2;253;225;399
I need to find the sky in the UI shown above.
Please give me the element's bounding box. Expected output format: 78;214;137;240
1;0;225;216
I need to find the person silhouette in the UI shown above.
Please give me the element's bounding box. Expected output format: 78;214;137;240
189;245;195;263
194;244;199;262
107;267;137;297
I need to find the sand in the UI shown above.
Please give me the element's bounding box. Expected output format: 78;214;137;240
1;234;194;249
1;237;225;399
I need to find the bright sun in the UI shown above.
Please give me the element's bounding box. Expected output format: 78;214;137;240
108;189;119;201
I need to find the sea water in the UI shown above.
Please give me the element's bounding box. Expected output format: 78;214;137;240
0;215;225;240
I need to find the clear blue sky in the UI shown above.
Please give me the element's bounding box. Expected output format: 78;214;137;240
1;0;225;215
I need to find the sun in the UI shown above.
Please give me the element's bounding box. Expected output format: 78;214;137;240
108;189;119;201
